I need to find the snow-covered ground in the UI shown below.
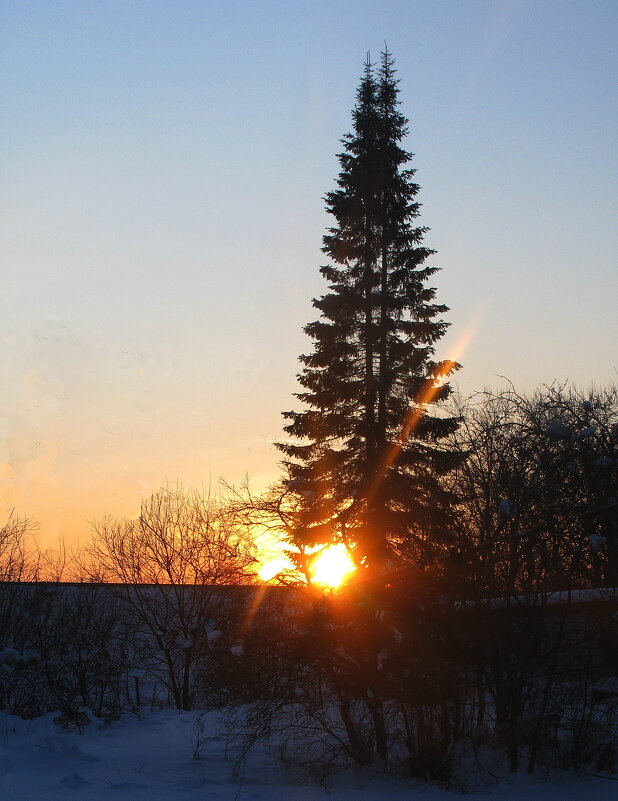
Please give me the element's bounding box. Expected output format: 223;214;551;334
1;708;617;801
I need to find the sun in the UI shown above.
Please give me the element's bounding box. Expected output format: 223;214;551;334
311;544;356;589
254;532;356;588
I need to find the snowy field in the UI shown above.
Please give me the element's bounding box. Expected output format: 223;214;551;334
1;708;617;801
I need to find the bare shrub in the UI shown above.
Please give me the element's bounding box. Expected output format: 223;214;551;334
86;485;256;710
0;509;38;582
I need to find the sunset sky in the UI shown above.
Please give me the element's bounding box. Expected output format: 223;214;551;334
1;0;617;551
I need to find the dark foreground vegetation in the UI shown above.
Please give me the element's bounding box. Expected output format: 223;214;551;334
0;574;617;784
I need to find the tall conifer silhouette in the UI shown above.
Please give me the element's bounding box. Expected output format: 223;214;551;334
278;51;460;570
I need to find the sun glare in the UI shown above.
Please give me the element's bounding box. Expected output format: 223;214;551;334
311;544;356;589
254;530;356;588
257;555;291;582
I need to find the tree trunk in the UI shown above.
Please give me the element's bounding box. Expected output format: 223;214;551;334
366;696;389;762
338;694;371;765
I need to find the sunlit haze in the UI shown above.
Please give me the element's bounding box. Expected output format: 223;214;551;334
1;1;616;553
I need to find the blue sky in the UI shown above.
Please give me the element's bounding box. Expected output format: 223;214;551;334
1;0;617;547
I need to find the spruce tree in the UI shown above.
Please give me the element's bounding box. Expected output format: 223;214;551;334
278;51;460;572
